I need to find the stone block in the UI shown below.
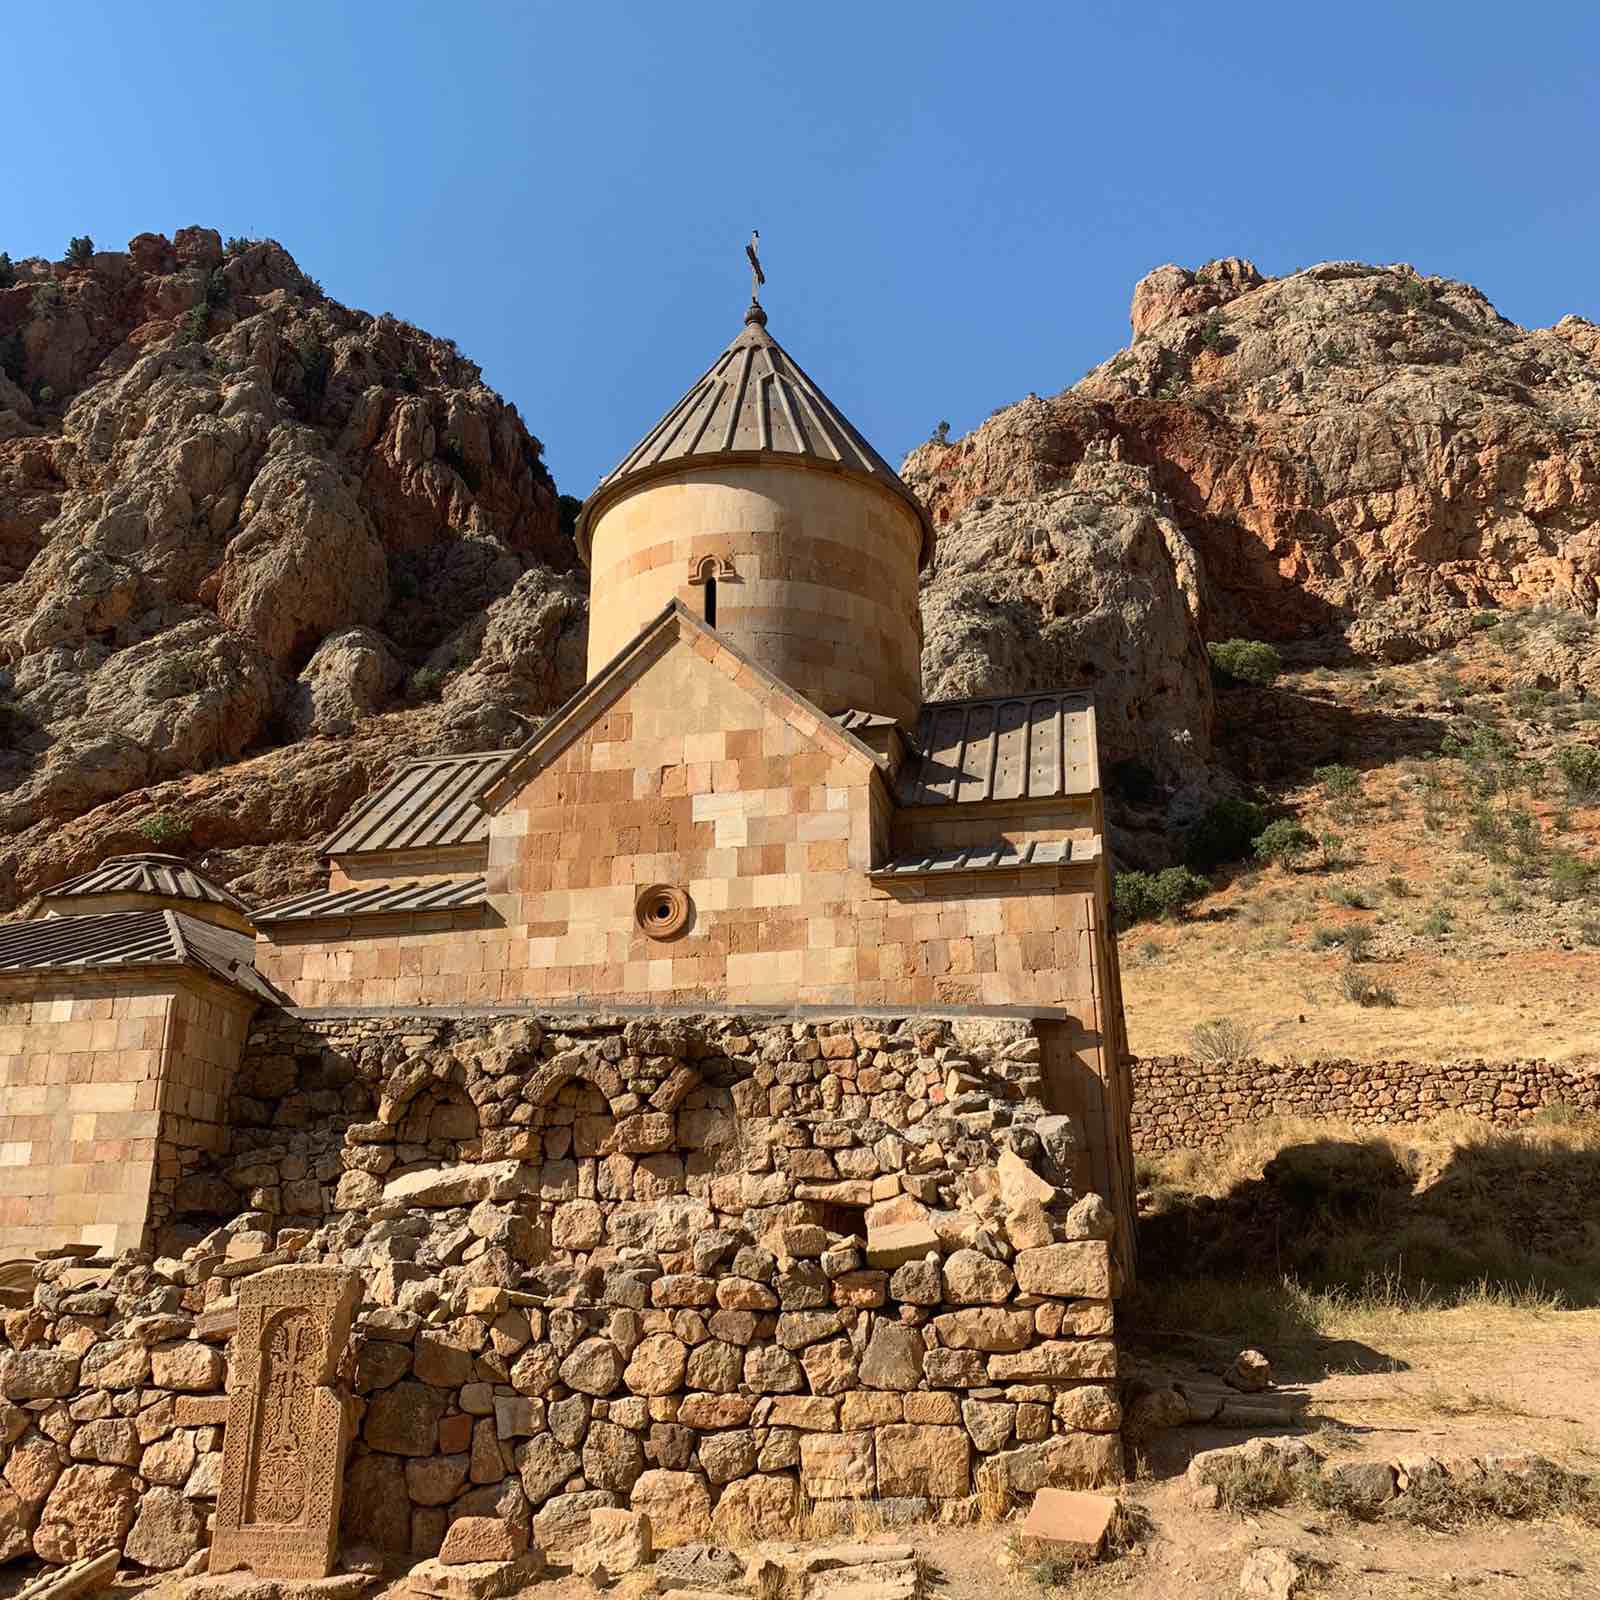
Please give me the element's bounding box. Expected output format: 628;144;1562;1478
405;1555;546;1599
986;1340;1117;1383
874;1424;971;1498
800;1432;876;1500
627;1470;711;1546
929;1309;1034;1352
1019;1488;1118;1558
1011;1243;1112;1300
437;1516;529;1565
574;1507;652;1580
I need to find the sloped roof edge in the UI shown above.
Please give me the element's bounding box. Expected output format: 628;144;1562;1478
478;600;883;814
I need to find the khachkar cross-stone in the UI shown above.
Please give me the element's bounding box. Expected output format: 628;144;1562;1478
211;1265;362;1579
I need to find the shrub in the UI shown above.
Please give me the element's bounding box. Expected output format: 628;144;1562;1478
1318;831;1350;870
1207;639;1282;687
65;235;94;267
1253;818;1315;870
1329;884;1373;910
0;331;22;383
1581;920;1600;947
204;267;230;308
408;665;448;702
137;811;191;846
1548;852;1597;902
1116;867;1209;926
929;420;951;445
1469;611;1499;631
1422;905;1454;937
1396;277;1432;312
0;252;13;289
223;236;256;258
1315;763;1361;812
1555;745;1600;800
1197;315;1233;355
1338;965;1397;1007
1384;874;1413;898
1185;797;1266;870
1190;1017;1259;1066
30;281;65;317
180;305;209;345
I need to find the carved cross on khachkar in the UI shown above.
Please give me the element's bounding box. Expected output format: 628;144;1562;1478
211;1265;362;1580
746;229;765;302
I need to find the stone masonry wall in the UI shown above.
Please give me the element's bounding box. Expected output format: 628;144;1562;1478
0;1011;1127;1573
1131;1054;1600;1151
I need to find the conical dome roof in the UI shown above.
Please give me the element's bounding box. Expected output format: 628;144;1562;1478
577;306;933;566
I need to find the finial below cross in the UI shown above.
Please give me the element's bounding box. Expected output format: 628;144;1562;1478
746;230;765;302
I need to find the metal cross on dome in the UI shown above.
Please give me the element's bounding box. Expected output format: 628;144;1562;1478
746;230;765;301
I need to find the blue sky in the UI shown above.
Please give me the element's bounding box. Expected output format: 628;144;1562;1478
10;2;1599;496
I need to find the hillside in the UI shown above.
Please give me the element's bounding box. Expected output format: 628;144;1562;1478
0;228;586;907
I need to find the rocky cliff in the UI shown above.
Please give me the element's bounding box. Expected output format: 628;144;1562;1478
905;257;1600;821
0;228;587;909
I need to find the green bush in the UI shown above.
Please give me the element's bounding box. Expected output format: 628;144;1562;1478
1254;819;1315;868
1184;797;1266;870
65;235;94;267
1315;763;1361;811
1548;852;1597;902
1207;639;1282;687
1116;866;1209;926
138;811;191;846
408;665;448;702
30;281;65;318
0;252;13;289
1555;745;1600;801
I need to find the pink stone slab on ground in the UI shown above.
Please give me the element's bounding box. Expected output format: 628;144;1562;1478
1019;1487;1118;1556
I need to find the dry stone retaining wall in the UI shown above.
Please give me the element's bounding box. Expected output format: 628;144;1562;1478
1131;1054;1600;1151
0;1010;1128;1573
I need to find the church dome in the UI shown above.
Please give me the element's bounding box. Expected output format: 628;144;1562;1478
578;302;931;725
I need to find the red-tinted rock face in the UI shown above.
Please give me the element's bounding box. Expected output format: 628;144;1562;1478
0;228;583;912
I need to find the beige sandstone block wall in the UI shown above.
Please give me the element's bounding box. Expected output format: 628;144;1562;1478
0;980;168;1255
0;975;255;1257
259;639;1118;1022
585;466;924;723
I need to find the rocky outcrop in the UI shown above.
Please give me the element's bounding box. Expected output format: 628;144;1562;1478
1076;258;1600;635
0;227;583;912
905;410;1217;792
905;255;1600;813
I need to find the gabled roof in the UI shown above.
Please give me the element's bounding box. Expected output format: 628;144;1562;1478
320;751;510;857
0;910;281;1002
255;877;488;926
479;600;882;814
897;692;1100;807
37;854;251;916
576;308;934;566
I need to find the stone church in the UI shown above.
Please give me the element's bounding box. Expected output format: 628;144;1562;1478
0;290;1132;1278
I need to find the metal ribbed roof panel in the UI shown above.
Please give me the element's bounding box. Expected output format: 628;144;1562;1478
897;693;1098;806
320;753;509;856
578;312;934;565
870;838;1100;878
0;910;278;1001
39;854;250;914
254;877;489;925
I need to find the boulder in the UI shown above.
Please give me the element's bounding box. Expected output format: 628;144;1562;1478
34;1465;139;1562
627;1471;712;1546
123;1486;206;1570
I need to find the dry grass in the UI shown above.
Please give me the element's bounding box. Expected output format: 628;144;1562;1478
1121;623;1600;1064
1129;1112;1600;1359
